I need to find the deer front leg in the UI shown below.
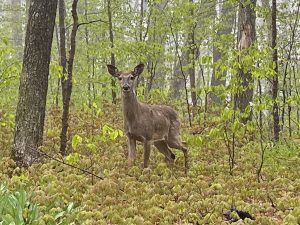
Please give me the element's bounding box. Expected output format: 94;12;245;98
127;137;136;166
143;141;151;168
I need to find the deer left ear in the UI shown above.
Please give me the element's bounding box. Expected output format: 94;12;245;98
107;64;119;77
133;63;144;77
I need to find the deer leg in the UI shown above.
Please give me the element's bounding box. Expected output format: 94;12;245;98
127;137;136;166
143;141;151;168
154;141;175;163
167;139;188;175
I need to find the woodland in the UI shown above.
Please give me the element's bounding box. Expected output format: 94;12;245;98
0;0;299;224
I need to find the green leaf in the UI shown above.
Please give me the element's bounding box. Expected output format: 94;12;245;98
54;211;65;221
2;214;15;225
86;143;97;153
71;135;82;150
66;153;80;164
66;202;74;213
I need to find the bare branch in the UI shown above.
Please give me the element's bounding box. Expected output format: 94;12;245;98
36;148;104;180
77;19;109;28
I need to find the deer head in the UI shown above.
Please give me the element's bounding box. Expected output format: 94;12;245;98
107;64;144;93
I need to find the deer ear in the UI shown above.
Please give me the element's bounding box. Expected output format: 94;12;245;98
107;64;119;77
133;63;144;76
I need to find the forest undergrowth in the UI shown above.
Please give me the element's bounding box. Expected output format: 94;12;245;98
0;104;299;225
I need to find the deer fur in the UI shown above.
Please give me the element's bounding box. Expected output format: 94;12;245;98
107;63;188;174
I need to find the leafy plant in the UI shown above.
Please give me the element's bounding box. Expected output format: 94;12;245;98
0;184;39;225
102;124;124;141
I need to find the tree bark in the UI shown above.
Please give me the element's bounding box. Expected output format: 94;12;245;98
57;0;67;110
271;0;280;141
60;0;79;155
210;0;235;104
170;32;185;99
187;0;197;106
84;0;92;108
107;0;117;104
235;0;256;123
12;0;58;166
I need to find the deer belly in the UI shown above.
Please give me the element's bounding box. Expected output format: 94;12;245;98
152;124;169;141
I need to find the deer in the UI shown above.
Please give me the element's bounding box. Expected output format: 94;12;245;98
107;63;188;174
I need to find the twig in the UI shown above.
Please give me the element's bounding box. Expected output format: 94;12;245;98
77;19;108;28
267;194;276;208
36;149;104;180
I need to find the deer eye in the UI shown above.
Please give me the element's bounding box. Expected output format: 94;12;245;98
117;77;122;81
130;76;135;80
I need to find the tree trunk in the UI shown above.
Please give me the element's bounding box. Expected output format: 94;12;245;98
271;0;280;141
136;0;146;93
280;3;299;133
187;0;197;106
12;0;58;167
261;0;272;67
54;23;61;108
60;0;79;155
235;0;256;123
107;0;117;104
58;0;67;111
210;0;235;104
170;32;185;99
84;0;92;108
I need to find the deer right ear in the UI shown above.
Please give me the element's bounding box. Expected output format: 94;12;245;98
133;63;144;77
107;64;119;77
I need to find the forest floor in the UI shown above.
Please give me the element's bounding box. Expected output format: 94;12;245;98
0;105;299;225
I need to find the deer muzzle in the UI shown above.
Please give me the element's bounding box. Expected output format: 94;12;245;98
122;85;130;92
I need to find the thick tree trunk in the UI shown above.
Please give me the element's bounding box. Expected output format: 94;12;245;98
271;0;280;141
60;0;79;155
12;0;58;166
235;0;256;123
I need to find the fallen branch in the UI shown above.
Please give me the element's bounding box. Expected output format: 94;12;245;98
36;148;104;180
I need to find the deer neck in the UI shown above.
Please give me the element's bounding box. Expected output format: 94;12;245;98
121;90;140;122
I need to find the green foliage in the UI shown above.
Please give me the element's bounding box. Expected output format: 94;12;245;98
66;153;80;165
0;38;21;110
0;0;299;224
0;185;39;225
102;124;124;141
3;108;300;224
71;134;82;150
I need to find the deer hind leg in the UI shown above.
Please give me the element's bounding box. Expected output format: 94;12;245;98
127;137;136;166
154;141;175;164
143;141;151;168
167;137;188;175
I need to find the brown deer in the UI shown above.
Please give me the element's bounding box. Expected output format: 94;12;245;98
107;63;188;174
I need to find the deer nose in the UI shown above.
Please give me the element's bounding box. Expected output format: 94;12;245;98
123;85;130;91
